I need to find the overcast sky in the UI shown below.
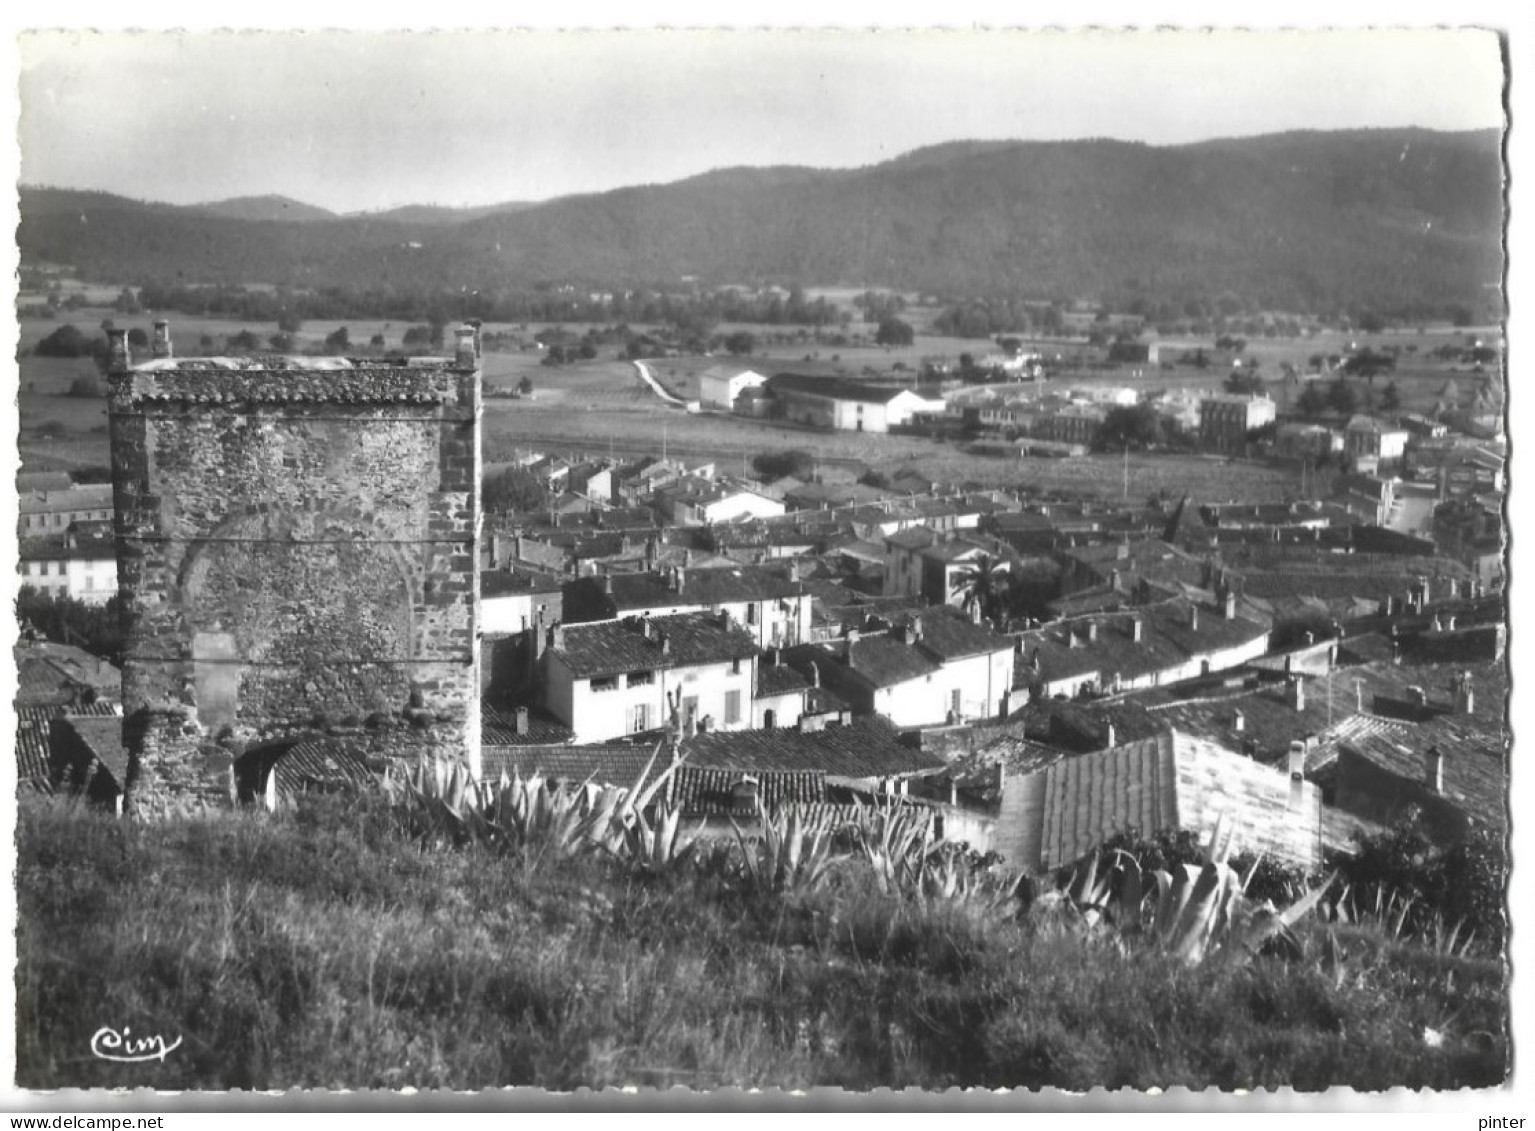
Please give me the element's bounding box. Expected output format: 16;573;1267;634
16;26;1507;214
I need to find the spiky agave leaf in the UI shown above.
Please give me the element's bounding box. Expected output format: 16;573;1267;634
1115;850;1146;932
1166;860;1233;964
1238;871;1337;956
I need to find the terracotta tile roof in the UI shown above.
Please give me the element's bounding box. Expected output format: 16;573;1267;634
481;704;576;745
679;716;943;778
1130;658;1508;767
756;662;811;698
783;635;940;691
1013;699;1174;753
53;715;130;790
768;373;913;404
480;743;665;790
668;766;826;816
884;608;1012;662
15;720;53;793
885;526;939;551
1017;599;1268;689
549;612;759;679
1308;713;1507;835
565;565;804;620
1007;730;1325;872
481;570;564;598
275;738;377;796
13;643;122;705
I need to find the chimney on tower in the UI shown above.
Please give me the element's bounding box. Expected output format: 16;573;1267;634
152;320;173;359
107;328;130;370
455;324;478;368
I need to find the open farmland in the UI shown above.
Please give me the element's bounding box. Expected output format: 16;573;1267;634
12;305;1497;499
484;388;1307;502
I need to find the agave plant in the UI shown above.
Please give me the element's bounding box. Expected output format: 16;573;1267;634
916;844;1026;923
609;801;702;875
384;737;698;870
730;803;846;894
857;806;936;896
1050;819;1337;966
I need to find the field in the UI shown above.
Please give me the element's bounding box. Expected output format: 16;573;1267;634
12;307;1499;499
14;794;1509;1092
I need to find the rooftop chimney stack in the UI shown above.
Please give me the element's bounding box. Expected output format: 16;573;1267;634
1223;590;1237;619
1087;621;1099;644
1103;722;1116;750
515;706;529;736
1189;606;1200;632
1452;670;1475;715
1131;617;1143;644
1286;674;1306;712
1287;740;1307;810
152;320;173;359
1427;746;1445;793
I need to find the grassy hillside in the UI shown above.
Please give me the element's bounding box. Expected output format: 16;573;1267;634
15;794;1508;1092
19;128;1504;314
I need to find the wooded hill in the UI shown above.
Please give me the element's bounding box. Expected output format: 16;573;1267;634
19;128;1504;317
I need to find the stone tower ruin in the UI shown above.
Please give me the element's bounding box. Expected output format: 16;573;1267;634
107;324;482;809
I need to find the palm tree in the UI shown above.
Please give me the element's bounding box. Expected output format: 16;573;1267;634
950;553;1011;628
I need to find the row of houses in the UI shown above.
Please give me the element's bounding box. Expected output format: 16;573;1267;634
19;561;1506;881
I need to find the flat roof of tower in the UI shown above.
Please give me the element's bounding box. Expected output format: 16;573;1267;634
130;356;459;372
115;355;475;405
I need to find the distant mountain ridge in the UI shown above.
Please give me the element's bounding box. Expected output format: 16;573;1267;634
18;128;1504;314
185;195;338;223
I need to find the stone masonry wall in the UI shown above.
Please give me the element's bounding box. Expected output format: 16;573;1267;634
109;351;481;809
